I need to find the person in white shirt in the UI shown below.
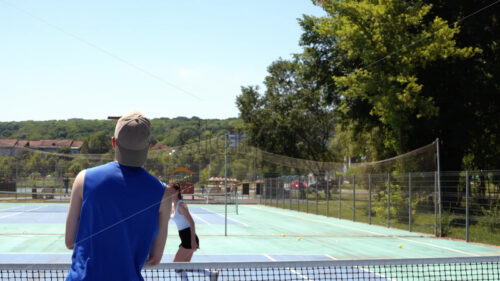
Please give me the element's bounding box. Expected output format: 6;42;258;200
170;183;218;281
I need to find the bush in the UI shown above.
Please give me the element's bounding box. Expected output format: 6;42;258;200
479;202;500;232
373;183;421;223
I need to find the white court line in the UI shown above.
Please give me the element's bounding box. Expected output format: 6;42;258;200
356;266;395;281
263;254;275;261
199;207;249;227
289;268;314;281
249;205;384;236
264;254;317;281
0;206;47;219
250;206;480;257
1;205;40;212
397;237;480;256
325;254;337;260
191;213;211;225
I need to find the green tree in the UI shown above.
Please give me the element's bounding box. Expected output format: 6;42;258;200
314;0;479;159
58;146;72;154
416;0;500;170
0;156;15;180
237;57;335;162
83;131;112;154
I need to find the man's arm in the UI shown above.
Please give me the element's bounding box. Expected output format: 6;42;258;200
65;170;85;249
144;186;172;268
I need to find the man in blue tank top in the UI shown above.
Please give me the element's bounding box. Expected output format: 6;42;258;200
65;111;172;281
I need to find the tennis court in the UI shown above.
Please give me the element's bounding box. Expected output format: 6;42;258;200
1;202;499;280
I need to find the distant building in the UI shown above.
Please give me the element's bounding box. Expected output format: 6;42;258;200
70;141;84;154
0;139;28;156
0;139;83;156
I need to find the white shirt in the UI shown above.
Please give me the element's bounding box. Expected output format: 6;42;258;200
171;200;190;230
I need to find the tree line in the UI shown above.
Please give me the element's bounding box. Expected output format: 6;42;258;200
0;117;242;154
237;0;500;171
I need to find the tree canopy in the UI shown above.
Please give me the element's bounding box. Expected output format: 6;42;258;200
237;0;500;170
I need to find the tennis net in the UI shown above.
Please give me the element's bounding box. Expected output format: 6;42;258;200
1;256;499;280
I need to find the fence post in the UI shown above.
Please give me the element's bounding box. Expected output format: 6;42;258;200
368;174;372;225
434;171;437;236
339;175;342;219
409;172;412;232
306;177;309;214
15;153;19;196
282;177;285;208
437;138;442;238
326;175;330;217
316;177;319;215
466;170;470;242
353;174;356;222
275;178;279;208
297;174;300;211
263;178;266;205
289;176;292;210
387;173;391;228
260;179;265;204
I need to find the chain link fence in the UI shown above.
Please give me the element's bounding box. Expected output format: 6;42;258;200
261;171;500;245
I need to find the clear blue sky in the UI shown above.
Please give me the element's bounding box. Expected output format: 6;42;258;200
0;0;325;121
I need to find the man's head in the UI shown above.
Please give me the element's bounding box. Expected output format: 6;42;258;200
113;111;151;167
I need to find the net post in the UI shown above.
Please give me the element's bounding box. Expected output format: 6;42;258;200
466;170;470;242
368;174;372;225
352;174;356;222
387;173;391;228
409;172;412;232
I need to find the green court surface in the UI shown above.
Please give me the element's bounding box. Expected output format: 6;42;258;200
0;203;499;263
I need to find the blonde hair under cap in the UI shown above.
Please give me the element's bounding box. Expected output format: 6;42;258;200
114;111;151;167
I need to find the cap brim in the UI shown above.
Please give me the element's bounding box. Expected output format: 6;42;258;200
115;144;148;167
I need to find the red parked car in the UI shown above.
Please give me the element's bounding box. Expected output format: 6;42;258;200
290;178;306;189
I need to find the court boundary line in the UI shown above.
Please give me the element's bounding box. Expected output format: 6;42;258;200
397;237;481;257
199;207;249;227
263;254;275;261
249;205;389;236
190;213;211;225
0;206;48;219
250;205;481;257
325;254;337;260
263;254;313;281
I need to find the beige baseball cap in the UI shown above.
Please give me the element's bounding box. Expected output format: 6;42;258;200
114;111;151;167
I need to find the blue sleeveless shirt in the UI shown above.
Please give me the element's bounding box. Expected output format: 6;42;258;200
67;161;165;281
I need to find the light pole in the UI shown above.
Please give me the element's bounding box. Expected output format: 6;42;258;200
167;149;175;182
